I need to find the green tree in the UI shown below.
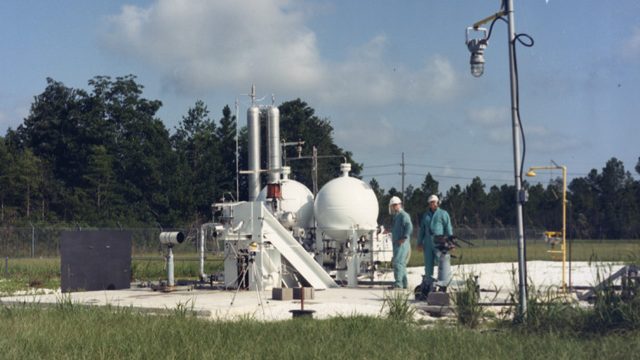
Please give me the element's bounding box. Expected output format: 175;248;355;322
171;100;221;221
13;149;44;219
15;78;89;189
216;105;238;197
420;173;439;197
82;145;115;218
369;178;387;224
462;177;487;226
0;137;15;222
443;184;463;226
598;158;637;238
569;170;600;239
279;99;362;193
87;75;175;225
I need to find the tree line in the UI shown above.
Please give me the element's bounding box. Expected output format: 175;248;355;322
0;76;357;227
0;75;638;239
373;158;640;240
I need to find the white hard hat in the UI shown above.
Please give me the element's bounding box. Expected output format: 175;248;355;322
428;194;439;203
389;196;402;206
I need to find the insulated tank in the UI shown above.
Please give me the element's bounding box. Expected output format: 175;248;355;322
257;171;314;229
247;105;261;201
314;163;379;240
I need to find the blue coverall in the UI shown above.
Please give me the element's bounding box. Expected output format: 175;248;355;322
391;209;413;288
417;208;453;285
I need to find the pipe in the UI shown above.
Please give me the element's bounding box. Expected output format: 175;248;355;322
267;106;281;183
247;105;261;200
167;247;175;287
199;224;206;280
282;166;291;180
340;162;351;177
30;222;35;258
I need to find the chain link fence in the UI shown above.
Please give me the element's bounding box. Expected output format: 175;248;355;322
0;226;208;258
0;224;560;259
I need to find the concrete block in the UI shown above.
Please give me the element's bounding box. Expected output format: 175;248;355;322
272;287;293;301
293;287;314;300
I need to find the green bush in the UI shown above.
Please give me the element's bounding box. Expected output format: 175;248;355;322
380;289;416;322
452;274;486;328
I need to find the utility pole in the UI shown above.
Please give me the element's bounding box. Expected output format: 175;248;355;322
234;98;240;201
312;146;319;196
506;0;528;322
466;0;529;321
400;152;406;201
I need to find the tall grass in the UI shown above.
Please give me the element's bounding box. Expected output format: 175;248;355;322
380;290;416;322
452;274;486;328
498;253;640;334
0;305;638;359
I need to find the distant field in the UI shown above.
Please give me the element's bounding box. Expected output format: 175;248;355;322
408;240;640;267
0;255;224;295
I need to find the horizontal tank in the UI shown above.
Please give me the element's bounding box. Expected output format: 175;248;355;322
314;163;379;240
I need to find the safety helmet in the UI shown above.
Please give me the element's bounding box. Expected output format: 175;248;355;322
428;194;439;204
388;196;402;214
389;196;402;206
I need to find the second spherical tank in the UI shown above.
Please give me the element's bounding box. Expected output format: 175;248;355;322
314;166;379;240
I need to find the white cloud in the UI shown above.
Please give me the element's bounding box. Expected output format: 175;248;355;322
317;37;459;105
466;106;511;144
103;0;460;104
334;115;400;151
622;26;640;59
104;0;324;93
466;106;508;126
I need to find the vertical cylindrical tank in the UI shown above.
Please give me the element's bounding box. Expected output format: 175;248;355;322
267;106;281;183
247;105;261;201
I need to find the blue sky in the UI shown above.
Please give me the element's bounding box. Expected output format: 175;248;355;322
1;0;639;193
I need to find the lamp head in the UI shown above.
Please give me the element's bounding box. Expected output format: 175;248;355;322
467;38;487;77
526;170;537;177
466;27;488;78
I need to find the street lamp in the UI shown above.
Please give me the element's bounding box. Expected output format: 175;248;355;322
466;0;530;321
527;164;568;290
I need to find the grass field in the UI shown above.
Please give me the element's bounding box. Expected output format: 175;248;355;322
408;240;640;267
1;240;639;359
0;305;638;360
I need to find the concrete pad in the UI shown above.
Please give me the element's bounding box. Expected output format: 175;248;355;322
0;261;626;322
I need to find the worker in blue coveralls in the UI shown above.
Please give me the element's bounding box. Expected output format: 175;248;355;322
389;196;413;289
417;194;453;290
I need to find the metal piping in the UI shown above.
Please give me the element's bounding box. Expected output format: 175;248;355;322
267;106;281;183
199;224;206;279
247;105;261;200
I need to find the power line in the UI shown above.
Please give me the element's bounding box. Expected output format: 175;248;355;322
363;163;397;169
405;172;509;183
361;172;511;184
405;162;513;174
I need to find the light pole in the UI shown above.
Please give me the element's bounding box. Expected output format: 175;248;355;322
527;164;567;290
466;0;530;321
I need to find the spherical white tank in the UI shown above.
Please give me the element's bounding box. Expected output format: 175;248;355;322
258;179;315;229
314;163;379;240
